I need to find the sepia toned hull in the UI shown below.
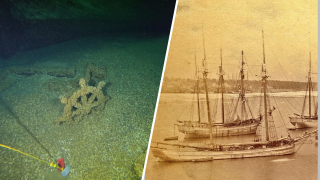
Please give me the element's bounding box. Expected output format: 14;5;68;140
290;117;318;129
177;121;260;139
151;144;295;162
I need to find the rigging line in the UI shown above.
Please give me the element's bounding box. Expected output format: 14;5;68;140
227;96;236;121
266;82;298;116
247;96;255;116
275;122;293;129
276;93;298;115
311;82;317;113
268;88;290;134
259;87;263;115
269;79;305;108
200;100;207;122
187;88;196;122
295;136;310;153
245;90;258;115
265;39;299;81
231;95;241;120
245;98;255;119
310;81;314;110
230;71;243;118
281;85;304;110
310;79;317;111
242;56;260;110
242;54;255;81
212;87;220;121
266;79;303;112
267;80;301;114
243;105;249;120
188;91;198;121
178;101;193;122
266;89;272;110
224;97;230;121
301;83;309;115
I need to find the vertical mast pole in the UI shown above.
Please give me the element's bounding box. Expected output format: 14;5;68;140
308;52;311;117
195;55;201;123
262;30;269;141
220;49;225;124
241;51;245;121
203;71;213;142
201;21;213;143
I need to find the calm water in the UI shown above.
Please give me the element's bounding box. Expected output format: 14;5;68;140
145;92;318;180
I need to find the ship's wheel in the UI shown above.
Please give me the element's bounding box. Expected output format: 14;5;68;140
57;78;109;125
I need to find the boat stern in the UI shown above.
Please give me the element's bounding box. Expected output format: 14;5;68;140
289;116;318;128
151;148;169;161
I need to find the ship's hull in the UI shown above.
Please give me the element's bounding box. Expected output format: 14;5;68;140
289;116;318;129
151;143;295;162
177;121;260;139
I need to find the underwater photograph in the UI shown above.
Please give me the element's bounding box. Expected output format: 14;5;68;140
0;0;176;179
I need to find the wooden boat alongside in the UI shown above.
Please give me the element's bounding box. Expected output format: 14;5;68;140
177;49;260;139
151;140;294;162
289;53;318;129
151;129;317;162
290;115;317;129
177;119;259;138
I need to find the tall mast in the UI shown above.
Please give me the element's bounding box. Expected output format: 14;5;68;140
201;21;213;142
203;70;213;142
195;55;201;123
240;51;245;121
262;30;269;141
201;20;206;65
308;52;311;117
220;49;225;123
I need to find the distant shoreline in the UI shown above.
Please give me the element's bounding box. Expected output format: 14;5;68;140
161;90;319;94
161;91;318;95
161;77;318;94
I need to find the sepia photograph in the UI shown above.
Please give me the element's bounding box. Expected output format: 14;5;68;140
0;1;176;179
144;0;317;179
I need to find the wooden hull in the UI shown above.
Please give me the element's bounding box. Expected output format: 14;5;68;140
290;116;318;129
151;144;295;162
177;121;260;139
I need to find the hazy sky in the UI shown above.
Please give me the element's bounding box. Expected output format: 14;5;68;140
164;0;317;82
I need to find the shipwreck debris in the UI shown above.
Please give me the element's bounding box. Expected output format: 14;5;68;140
57;78;109;125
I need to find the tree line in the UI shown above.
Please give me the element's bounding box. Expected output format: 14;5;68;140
161;77;318;93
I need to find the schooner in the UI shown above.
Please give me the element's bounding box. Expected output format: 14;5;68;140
176;50;260;139
151;30;304;162
289;52;318;129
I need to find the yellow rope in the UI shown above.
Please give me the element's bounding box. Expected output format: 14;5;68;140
0;143;63;171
